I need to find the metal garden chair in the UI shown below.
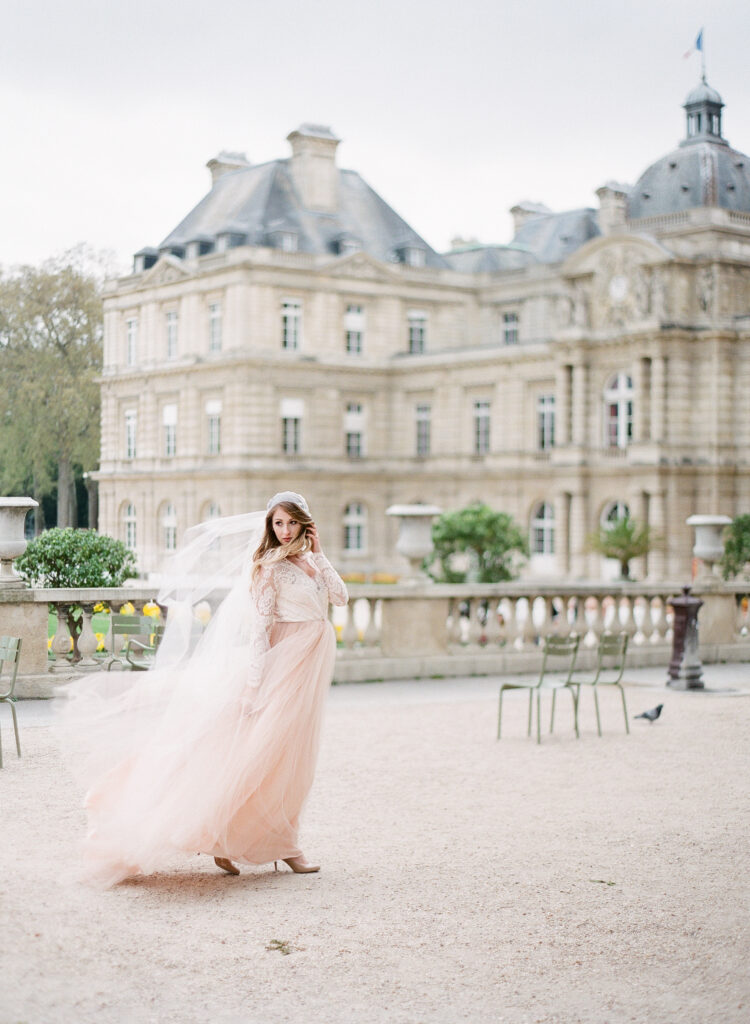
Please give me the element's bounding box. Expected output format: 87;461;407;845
125;624;165;671
497;634;580;744
0;636;23;768
105;614;153;670
568;632;630;736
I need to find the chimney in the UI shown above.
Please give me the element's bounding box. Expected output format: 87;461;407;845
510;201;551;235
207;151;251;185
287;124;341;212
596;182;630;235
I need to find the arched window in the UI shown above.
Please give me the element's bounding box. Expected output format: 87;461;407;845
343;503;367;553
602;501;630;526
604;372;634;448
203;502;222;520
531;502;555;555
123;503;137;550
162;503;177;551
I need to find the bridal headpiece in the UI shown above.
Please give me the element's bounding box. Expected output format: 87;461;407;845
266;491;309;514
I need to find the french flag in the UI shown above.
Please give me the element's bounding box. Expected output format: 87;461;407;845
683;29;704;59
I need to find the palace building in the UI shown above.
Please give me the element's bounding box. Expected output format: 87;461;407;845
97;81;750;579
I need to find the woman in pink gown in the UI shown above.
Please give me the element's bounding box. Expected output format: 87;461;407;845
59;492;348;887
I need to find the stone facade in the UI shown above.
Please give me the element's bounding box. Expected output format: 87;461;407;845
97;87;750;581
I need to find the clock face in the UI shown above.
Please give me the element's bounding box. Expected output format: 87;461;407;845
608;274;628;303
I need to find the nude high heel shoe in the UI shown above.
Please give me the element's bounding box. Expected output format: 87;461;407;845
274;856;320;873
214;856;240;875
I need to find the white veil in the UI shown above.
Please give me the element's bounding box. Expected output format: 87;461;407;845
154;510;268;674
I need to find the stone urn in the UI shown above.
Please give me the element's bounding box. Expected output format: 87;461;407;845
0;498;38;589
386;504;442;583
686;514;732;581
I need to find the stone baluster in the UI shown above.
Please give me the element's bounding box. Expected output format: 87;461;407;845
467;600;484;647
342;604;359;649
636;596;654;645
363;598;381;647
586;595;605;647
620;596;638;640
50;604;72;671
447;599;463;645
501;598;518;649
76;602;100;668
484;598;503;647
521;597;537;648
736;595;749;641
537;596;555;639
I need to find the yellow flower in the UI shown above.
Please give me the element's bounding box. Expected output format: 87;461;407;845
193;601;212;626
120;601;136;616
93;601;111;614
95;632;107;652
47;637;53;650
143;601;161;618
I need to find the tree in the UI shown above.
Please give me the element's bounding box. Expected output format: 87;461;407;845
0;248;103;528
429;503;528;583
15;528;137;660
720;514;750;580
588;515;656;581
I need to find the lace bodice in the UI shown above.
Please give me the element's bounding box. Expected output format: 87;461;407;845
250;553;348;658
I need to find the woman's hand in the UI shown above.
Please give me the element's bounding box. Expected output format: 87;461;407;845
307;522;322;553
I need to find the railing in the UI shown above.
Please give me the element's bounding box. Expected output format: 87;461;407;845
1;580;748;691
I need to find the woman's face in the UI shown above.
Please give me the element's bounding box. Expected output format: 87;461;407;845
271;506;303;546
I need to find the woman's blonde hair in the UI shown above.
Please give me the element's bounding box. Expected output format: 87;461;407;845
251;500;314;581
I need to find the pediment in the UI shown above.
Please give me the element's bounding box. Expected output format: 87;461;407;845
324;250;400;283
562;233;673;278
141;255;193;287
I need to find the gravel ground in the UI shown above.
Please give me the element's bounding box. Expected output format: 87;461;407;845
2;670;749;1024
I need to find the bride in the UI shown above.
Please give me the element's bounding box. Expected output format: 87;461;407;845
59;491;348;887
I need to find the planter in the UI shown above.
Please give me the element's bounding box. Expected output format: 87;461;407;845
0;498;38;590
386;504;442;583
686;514;732;580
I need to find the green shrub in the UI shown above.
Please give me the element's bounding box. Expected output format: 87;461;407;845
15;527;137;588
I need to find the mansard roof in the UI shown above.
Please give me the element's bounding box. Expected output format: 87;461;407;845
157;158;450;268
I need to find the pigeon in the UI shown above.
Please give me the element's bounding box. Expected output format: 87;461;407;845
634;704;663;722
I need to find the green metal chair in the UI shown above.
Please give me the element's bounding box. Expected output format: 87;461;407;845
105;614;152;670
497;634;580;744
0;636;23;768
568;632;630;736
126;623;165;671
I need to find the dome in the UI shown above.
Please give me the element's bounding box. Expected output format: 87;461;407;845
628;142;750;219
627;80;750;220
685;81;723;107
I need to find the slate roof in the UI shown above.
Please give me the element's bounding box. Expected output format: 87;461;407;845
158;159;451;268
628;141;750;219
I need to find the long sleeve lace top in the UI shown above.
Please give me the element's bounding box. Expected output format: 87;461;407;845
250;553;348;657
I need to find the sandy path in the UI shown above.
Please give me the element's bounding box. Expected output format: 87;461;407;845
2;674;749;1024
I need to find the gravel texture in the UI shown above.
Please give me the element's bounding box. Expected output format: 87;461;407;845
2;671;749;1024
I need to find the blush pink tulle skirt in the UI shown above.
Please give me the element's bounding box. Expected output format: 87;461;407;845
56;618;336;888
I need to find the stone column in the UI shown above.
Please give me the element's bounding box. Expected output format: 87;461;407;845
651;354;667;444
568;491;589;578
571;363;588;447
647;490;667;579
555;364;572;446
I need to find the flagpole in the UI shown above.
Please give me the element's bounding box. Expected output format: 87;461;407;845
700;29;706;82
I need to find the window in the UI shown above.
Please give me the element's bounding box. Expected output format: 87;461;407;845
603;501;630;526
166;311;178;360
126;317;138;367
531;502;555;555
162;403;177;457
345;304;365;354
163;503;177;551
344;402;365;458
473;400;490;455
280;397;303;454
205;399;222;455
503;312;519;345
415;404;431;456
206;502;221;519
125;409;137;459
123;503;137;550
403;247;426;267
208;303;222;352
537;394;555;450
343;503;367;552
408;310;426;354
604;372;634;448
281;300;301;350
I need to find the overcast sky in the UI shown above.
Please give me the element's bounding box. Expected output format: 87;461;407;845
2;0;748;273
